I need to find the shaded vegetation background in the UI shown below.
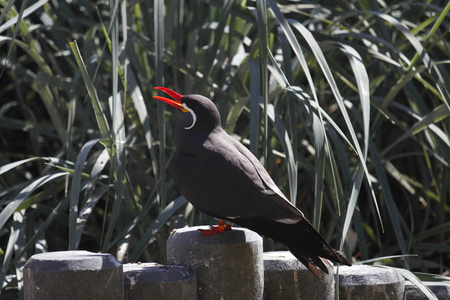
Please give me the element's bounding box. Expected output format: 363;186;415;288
0;0;449;298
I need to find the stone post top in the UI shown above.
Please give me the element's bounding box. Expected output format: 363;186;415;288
123;262;196;284
167;226;262;245
264;251;308;271
123;262;189;272
336;264;404;284
24;250;121;272
167;226;264;300
264;251;294;259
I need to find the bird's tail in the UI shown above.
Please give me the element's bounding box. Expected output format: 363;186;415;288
232;216;352;280
288;218;352;280
288;247;329;280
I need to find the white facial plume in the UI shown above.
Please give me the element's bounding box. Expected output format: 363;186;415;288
182;103;197;130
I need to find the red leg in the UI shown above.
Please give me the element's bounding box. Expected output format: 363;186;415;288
200;220;233;236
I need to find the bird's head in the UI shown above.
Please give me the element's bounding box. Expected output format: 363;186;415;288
153;87;222;135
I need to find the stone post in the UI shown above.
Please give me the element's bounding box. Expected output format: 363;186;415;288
404;280;450;299
166;226;263;300
336;265;405;300
263;251;334;299
23;250;123;300
123;262;197;300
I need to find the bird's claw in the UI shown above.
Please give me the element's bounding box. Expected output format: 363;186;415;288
200;220;232;236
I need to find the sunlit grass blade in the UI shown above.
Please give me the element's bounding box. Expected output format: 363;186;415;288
382;266;438;300
69;40;111;144
0;0;16;29
101;95;126;251
358;254;418;265
3;0;27;75
0;0;49;34
101;1;128;250
96;6;126;91
333;43;370;155
0;157;49;175
369;10;449;107
414;272;450;282
15;181;66;212
0;210;25;294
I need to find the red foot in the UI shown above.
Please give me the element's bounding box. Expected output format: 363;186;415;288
200;220;232;236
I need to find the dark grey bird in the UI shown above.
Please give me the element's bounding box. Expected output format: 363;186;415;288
153;86;352;280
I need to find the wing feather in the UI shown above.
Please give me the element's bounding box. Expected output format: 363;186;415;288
169;130;303;224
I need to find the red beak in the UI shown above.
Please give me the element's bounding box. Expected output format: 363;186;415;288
153;87;186;111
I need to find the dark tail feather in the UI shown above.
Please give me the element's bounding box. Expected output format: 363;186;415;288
286;219;352;280
231;216;352;280
297;218;352;266
289;247;322;280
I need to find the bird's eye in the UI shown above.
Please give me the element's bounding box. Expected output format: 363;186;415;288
182;103;197;130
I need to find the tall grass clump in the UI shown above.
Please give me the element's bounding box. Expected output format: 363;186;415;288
0;0;449;298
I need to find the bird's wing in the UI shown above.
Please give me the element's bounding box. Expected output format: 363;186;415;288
227;136;287;199
169;130;303;224
225;134;305;223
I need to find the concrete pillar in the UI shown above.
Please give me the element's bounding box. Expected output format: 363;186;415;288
404;280;450;299
123;262;197;300
23;250;123;300
166;226;263;300
336;265;405;300
263;251;334;299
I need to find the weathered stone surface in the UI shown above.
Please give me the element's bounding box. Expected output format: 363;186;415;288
263;251;334;300
23;250;123;300
404;280;450;299
123;262;197;300
336;265;405;300
166;226;263;300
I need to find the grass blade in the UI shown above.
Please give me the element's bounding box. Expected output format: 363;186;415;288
69;40;111;145
0;0;49;34
249;59;261;156
369;139;409;267
0;172;67;231
0;210;25;293
369;10;449;108
154;0;166;210
384;266;438;300
256;0;269;167
68;138;101;250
